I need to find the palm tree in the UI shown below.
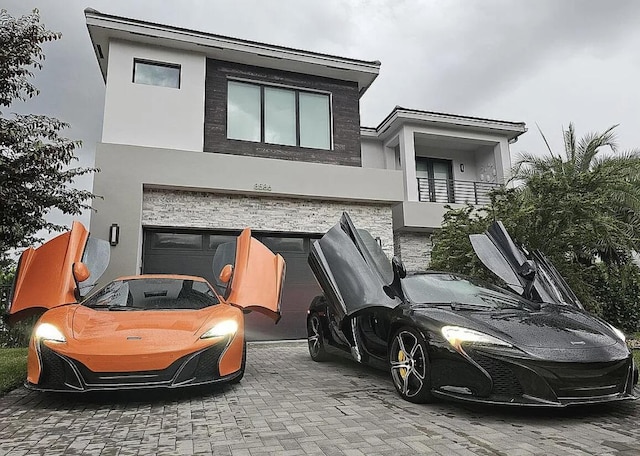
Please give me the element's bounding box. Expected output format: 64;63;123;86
507;123;640;266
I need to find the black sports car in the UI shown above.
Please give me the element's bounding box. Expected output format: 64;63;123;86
306;213;638;406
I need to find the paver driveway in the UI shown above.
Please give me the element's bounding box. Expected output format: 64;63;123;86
0;341;638;455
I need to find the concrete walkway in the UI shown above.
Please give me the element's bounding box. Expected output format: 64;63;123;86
0;341;638;455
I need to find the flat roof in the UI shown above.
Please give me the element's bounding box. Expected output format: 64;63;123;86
85;8;380;97
364;106;527;141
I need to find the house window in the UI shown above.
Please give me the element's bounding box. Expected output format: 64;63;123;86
227;80;331;150
133;59;181;88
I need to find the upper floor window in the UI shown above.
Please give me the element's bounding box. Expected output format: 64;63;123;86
133;59;181;88
227;80;331;150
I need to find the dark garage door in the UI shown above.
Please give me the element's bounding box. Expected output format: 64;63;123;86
142;229;322;341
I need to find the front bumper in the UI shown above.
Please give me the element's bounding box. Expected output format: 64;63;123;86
28;338;239;392
431;348;638;407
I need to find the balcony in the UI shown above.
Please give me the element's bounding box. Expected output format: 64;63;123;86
417;177;499;205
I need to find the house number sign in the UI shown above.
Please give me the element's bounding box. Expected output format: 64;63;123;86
253;183;272;191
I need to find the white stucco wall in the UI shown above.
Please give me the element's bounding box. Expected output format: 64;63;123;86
102;39;206;151
361;137;386;168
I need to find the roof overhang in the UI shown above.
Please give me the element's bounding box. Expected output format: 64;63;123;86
85;8;381;97
363;107;527;142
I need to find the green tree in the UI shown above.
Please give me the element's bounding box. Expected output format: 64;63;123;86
511;123;640;266
0;8;97;269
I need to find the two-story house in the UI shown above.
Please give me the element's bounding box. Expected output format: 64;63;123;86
85;9;525;340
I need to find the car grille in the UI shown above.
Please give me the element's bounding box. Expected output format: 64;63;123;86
531;359;630;399
470;353;524;398
38;339;230;390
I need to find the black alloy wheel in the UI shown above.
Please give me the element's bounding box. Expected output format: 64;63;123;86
307;313;329;362
389;326;433;403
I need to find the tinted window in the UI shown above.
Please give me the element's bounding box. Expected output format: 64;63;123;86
150;233;202;250
83;278;219;310
260;237;305;253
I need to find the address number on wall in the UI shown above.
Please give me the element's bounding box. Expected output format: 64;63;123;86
254;183;272;191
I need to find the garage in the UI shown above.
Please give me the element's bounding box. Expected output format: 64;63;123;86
142;229;322;341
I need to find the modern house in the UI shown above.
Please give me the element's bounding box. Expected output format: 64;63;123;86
85;9;526;340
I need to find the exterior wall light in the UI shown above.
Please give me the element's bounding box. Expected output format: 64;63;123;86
109;223;120;246
459;163;465;172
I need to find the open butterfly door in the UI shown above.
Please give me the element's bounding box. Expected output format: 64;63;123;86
6;221;110;324
213;229;285;322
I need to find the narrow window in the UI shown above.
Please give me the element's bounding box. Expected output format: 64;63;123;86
133;59;181;88
227;81;261;142
264;87;296;146
299;92;330;149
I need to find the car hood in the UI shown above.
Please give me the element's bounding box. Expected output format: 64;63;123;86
71;305;217;342
418;304;619;349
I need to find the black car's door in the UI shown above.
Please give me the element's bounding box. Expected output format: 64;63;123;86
308;212;401;328
470;221;582;308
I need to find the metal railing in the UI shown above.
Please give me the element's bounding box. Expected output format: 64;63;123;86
417;177;500;205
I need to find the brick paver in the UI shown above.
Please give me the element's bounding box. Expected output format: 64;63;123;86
0;341;638;455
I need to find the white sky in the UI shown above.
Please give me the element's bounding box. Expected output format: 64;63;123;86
4;0;640;232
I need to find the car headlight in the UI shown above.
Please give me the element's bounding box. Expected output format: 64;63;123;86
34;323;66;343
200;320;238;339
441;325;512;350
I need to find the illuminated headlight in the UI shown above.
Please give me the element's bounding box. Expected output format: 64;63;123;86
442;326;512;350
34;323;66;343
200;320;238;339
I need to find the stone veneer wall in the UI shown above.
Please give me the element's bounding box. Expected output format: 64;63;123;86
142;189;395;257
394;232;433;272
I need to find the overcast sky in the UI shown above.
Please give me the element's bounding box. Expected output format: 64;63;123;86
4;0;640;230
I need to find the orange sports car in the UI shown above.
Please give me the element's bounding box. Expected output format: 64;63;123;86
6;222;285;392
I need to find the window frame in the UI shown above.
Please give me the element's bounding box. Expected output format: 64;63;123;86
226;78;333;150
132;58;182;89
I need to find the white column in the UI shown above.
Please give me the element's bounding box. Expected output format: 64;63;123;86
399;127;418;201
494;139;512;184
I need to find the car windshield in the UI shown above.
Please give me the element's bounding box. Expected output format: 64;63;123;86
82;278;220;310
402;273;534;309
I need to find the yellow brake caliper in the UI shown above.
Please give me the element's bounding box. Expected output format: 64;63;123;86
398;350;407;378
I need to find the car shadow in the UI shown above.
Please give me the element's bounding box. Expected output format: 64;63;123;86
22;382;232;410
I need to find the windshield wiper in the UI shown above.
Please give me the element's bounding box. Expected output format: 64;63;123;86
450;302;494;311
89;305;136;311
412;302;494;311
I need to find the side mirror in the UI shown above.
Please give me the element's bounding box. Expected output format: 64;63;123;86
73;262;90;282
219;264;233;284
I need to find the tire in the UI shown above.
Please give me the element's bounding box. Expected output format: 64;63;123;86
307;313;329;362
389;326;433;403
229;340;246;384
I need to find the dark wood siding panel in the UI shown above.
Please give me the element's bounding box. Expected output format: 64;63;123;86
204;59;362;166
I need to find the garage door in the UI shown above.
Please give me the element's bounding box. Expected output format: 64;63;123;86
142;229;322;341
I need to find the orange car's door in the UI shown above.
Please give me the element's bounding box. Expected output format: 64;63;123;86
219;229;285;322
7;221;105;323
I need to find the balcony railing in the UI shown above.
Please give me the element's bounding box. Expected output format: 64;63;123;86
417;177;500;205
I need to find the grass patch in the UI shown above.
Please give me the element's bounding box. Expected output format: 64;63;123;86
633;349;640;367
0;347;28;395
